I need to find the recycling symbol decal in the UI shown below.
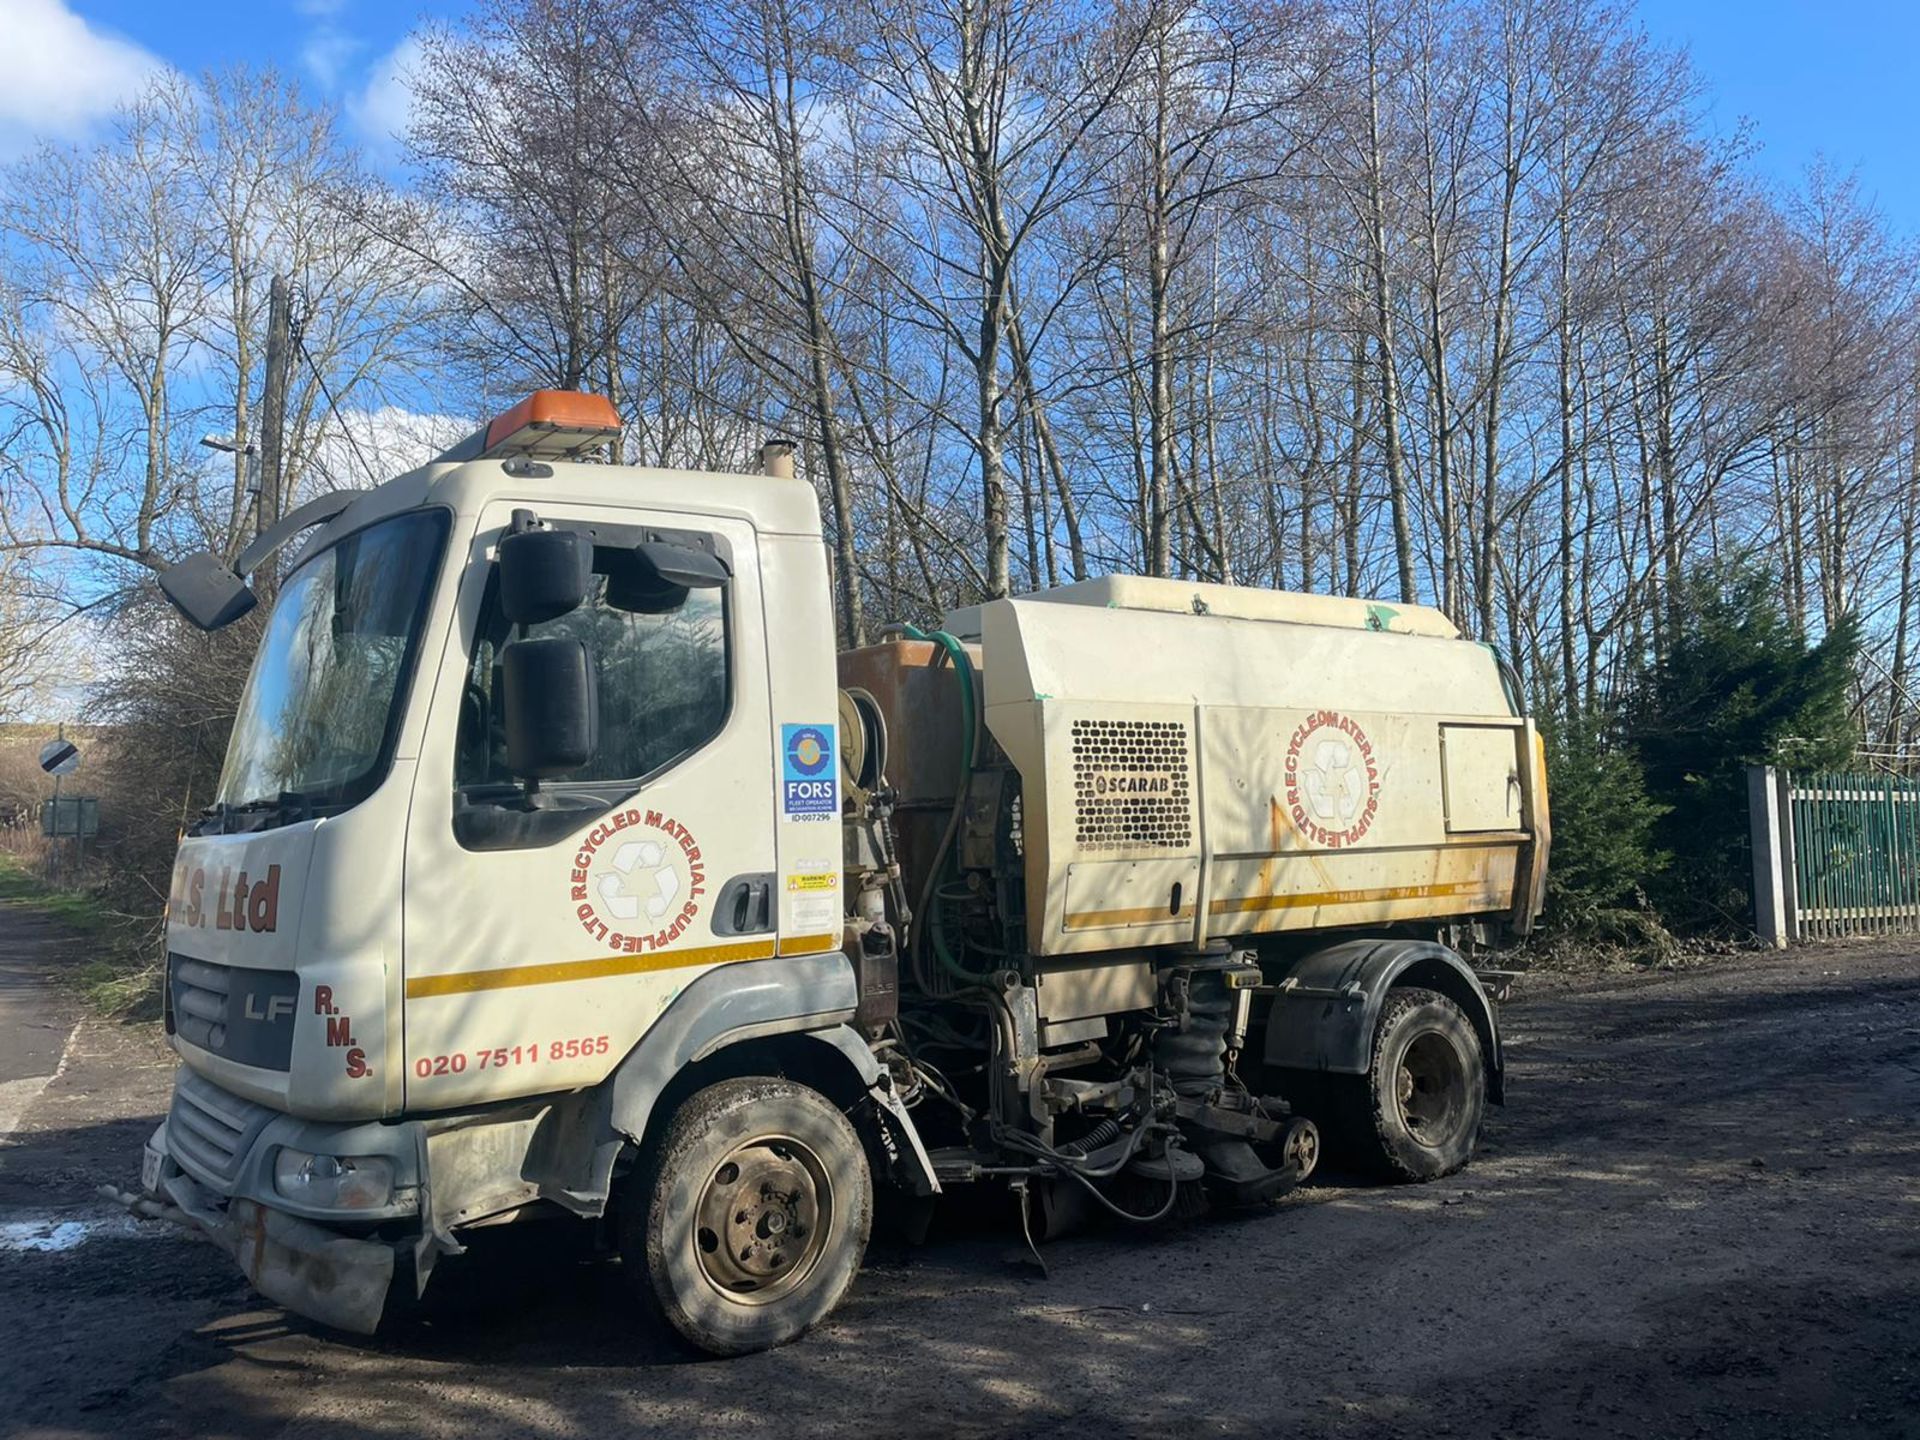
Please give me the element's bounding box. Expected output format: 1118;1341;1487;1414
596;839;682;922
1282;710;1383;849
569;808;709;953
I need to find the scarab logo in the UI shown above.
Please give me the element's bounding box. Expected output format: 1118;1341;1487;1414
787;726;830;776
1283;710;1382;849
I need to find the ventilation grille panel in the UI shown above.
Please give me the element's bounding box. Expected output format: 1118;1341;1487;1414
1071;718;1192;851
167;1069;276;1192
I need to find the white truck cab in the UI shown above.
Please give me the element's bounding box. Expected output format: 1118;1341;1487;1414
142;395;929;1350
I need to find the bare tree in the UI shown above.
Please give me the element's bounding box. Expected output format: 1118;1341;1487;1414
841;0;1142;599
0;554;56;722
0;72;438;586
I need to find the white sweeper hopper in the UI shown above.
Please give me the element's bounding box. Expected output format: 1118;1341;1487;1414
956;577;1550;958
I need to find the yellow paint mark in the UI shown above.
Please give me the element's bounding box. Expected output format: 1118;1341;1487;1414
1252;797;1284;896
1208;880;1501;916
406;938;778;999
1064;905;1196;931
777;932;841;956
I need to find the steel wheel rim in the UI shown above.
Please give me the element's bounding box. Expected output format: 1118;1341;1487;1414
1395;1030;1469;1148
1285;1120;1319;1176
691;1133;834;1305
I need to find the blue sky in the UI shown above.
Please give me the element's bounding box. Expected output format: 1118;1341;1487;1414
5;0;1918;224
1636;0;1920;234
3;0;461;162
76;0;443;82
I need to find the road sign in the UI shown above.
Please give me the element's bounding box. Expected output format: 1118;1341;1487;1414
41;796;98;838
38;738;81;777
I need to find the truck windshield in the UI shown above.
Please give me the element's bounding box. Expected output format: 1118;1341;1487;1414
206;509;447;831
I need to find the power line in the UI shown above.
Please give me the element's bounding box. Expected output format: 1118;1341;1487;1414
288;302;384;492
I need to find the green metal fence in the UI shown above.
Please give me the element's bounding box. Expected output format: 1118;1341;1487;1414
1787;772;1920;940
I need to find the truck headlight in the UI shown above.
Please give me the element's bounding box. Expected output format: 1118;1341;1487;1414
272;1149;394;1210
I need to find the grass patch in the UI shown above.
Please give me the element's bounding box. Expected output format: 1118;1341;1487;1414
0;850;114;931
74;956;164;1018
0;851;164;1018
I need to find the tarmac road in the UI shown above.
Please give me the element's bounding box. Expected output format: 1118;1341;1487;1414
1;909;1917;1439
0;907;80;1145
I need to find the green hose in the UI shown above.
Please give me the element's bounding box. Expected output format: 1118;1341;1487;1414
899;622;994;986
928;892;989;984
898;622;977;774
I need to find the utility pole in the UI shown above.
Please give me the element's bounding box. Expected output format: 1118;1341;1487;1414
49;728;62;890
258;274;293;535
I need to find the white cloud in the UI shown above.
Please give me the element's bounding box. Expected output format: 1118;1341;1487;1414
346;33;423;164
0;0;164;155
298;404;470;500
301;27;363;92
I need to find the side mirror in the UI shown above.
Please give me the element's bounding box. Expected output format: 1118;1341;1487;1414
501;638;596;779
498;527;593;626
158;553;259;631
634;540;728;589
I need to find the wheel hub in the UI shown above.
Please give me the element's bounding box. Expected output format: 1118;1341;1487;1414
1395;1030;1468;1144
1284;1118;1319;1177
692;1136;833;1304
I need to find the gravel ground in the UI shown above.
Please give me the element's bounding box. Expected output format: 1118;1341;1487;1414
1;924;1917;1440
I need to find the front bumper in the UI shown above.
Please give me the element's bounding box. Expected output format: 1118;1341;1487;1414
140;1066;428;1335
156;1153;397;1334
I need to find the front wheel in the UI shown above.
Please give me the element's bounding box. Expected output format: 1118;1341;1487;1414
1354;986;1486;1181
623;1076;872;1355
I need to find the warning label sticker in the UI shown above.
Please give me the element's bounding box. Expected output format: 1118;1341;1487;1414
786;868;840;931
781;723;839;822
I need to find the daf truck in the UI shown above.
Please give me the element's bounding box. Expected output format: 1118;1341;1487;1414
125;389;1548;1355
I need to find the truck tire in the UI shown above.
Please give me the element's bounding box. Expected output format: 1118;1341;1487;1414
624;1075;871;1356
1353;986;1485;1182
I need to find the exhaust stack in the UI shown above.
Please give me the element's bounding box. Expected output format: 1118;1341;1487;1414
760;438;796;479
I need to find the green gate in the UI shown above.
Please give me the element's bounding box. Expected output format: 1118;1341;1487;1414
1787;772;1920;939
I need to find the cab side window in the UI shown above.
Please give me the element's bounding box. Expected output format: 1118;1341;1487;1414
456;545;729;795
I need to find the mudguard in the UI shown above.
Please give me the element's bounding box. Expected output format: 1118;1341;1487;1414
540;952;938;1209
1261;938;1505;1103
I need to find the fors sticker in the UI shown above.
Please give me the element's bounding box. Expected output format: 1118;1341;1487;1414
781;723;838;821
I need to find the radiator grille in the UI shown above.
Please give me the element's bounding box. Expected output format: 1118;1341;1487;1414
170;955;229;1052
1071;718;1192;850
166;953;298;1071
167;1069;276;1192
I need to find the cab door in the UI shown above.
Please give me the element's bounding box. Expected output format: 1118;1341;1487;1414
400;499;777;1110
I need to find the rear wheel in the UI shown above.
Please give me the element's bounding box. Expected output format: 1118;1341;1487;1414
1354;987;1485;1181
623;1076;871;1355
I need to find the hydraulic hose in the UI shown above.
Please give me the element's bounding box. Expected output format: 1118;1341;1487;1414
1056;1159;1181;1224
891;621;994;988
929;886;993;986
897;622;977;776
995;1122;1181;1223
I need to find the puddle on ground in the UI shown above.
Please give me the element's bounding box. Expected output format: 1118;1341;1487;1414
0;1215;160;1252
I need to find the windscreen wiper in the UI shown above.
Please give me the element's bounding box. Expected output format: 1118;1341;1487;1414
190;791;320;835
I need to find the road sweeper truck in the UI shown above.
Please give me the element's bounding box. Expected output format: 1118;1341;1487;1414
124;389;1548;1355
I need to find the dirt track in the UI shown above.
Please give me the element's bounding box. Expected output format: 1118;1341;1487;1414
2;917;1917;1440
